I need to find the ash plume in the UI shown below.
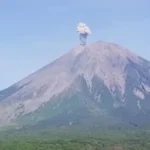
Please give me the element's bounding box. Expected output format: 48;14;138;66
76;22;91;45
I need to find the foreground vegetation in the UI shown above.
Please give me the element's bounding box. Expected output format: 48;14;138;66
0;127;150;150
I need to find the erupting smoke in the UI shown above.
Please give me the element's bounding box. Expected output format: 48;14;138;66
76;22;91;45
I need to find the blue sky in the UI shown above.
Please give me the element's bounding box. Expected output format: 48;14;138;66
0;0;150;90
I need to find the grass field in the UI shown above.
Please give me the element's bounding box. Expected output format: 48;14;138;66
0;126;150;150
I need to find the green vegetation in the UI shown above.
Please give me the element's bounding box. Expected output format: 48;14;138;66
0;127;150;150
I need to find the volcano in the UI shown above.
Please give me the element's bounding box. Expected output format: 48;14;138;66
1;41;150;128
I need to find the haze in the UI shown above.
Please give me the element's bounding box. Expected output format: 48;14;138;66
0;0;150;90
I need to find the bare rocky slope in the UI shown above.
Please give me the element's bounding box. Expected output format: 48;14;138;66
1;41;150;128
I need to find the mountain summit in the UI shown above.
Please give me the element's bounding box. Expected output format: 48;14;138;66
1;41;150;127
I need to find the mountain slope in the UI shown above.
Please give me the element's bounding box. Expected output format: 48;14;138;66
1;41;150;127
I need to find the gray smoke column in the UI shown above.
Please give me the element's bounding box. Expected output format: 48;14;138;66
76;22;92;45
